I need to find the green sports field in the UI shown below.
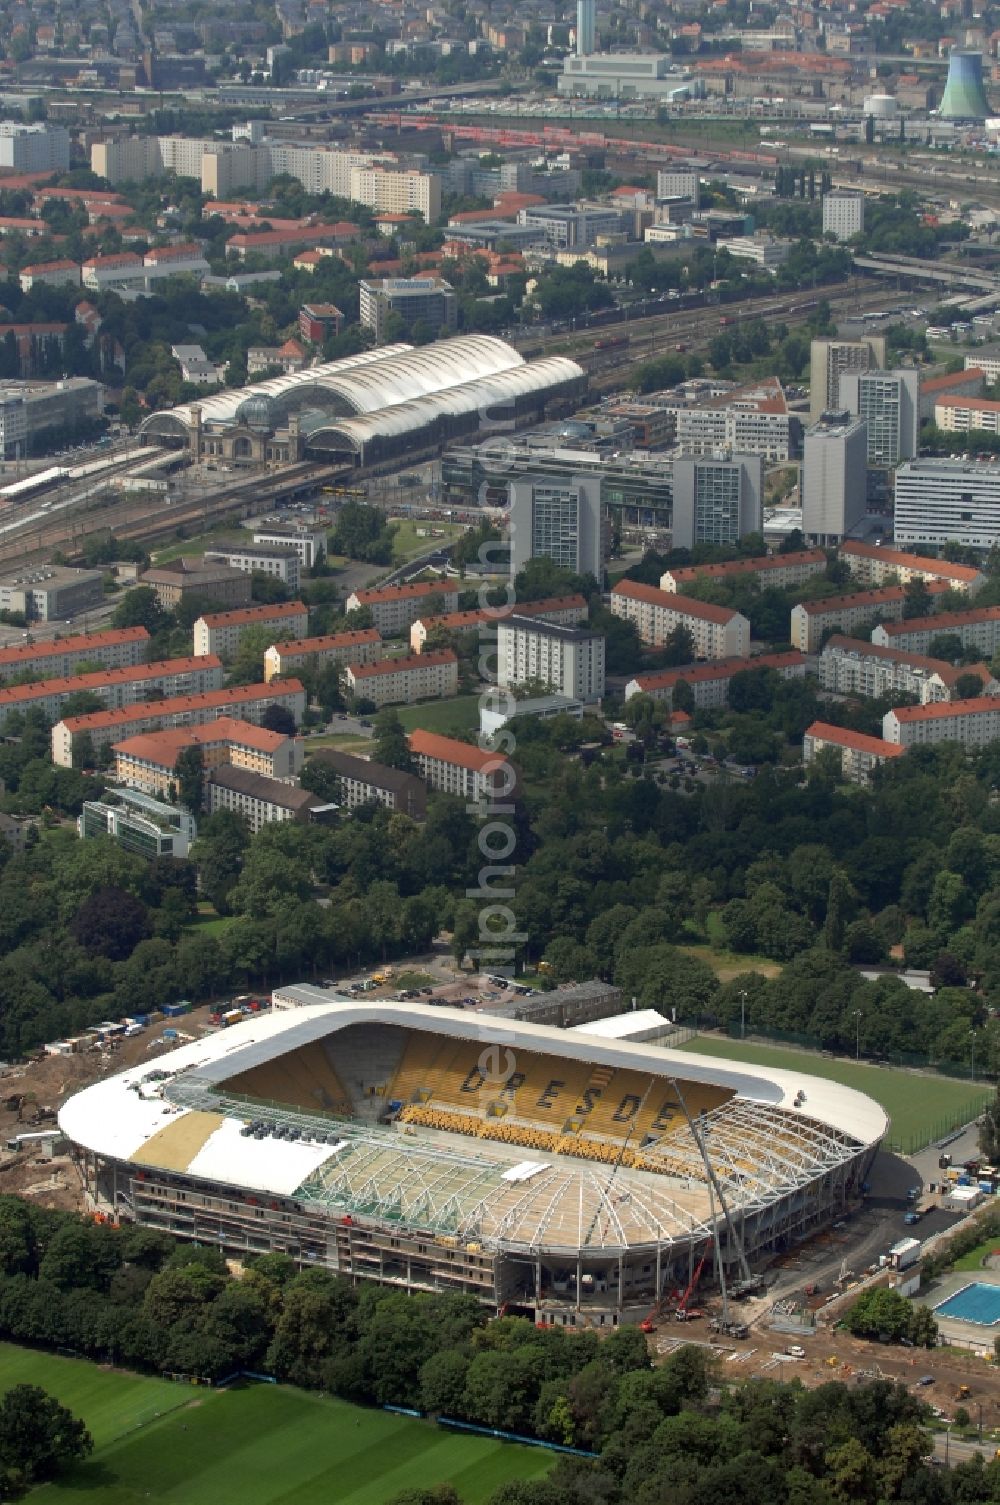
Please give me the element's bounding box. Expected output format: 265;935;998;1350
0;1346;552;1504
677;1036;992;1153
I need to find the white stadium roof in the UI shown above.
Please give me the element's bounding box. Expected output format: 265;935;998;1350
59;1000;887;1256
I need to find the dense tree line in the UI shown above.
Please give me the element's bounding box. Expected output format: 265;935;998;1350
1;1194;992;1505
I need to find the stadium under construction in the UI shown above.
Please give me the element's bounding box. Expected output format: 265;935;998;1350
59;995;887;1324
137;337;586;471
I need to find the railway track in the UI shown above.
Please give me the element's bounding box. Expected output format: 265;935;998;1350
0;461;341;567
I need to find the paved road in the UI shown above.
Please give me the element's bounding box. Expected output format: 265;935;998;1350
932;1433;995;1467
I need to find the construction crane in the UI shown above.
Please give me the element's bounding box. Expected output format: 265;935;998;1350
669;1077;753;1329
640;1235;713;1333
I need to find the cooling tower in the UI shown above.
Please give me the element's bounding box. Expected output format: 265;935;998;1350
939;49;990;120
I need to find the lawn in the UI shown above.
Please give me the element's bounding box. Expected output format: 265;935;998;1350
952;1237;1000;1272
675;1036;992;1154
397;695;482;737
183;903;239;941
1;1346;552;1505
390;519;467;565
304;733;374;754
151;526;247;565
674;912;783;982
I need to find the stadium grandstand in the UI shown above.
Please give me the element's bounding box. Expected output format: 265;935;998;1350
137;337;586;470
59;995;886;1325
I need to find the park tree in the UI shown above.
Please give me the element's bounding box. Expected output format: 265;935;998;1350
174;744;204;814
69;885;151;961
190;810;248;915
262;702;298;736
373;708;415;772
112;585;168;633
227;625;277;684
0;1384;92;1489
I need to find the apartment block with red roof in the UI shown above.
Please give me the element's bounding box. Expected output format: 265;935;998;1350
408;729;517;803
226;223;360;260
265;629;382;682
18;258;80;293
194;601;309;658
0;655;224;731
52;680;306;766
803;720;905;785
919;366;985;422
112;716;302;797
883;696;1000;748
409;594;589;653
346;581;460;637
625;651;807;709
819;635;998;705
610;580;750;659
839;540;985;594
345;649;458;708
0;627;149;681
660;549;827;595
81;251;144;290
790;583;949;653
872;605;1000;657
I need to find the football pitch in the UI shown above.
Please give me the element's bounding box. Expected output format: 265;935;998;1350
677;1036;992;1152
0;1346;552;1504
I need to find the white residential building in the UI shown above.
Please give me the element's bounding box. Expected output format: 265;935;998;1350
625;650;807;708
507;475;604;579
839;540;985;594
670;454;763;551
0;121;69;173
91;136;442;220
818;635;997;704
872;605;1000;657
840;369;919;468
193;601;309;658
410;595;588;653
265;629;382;682
344;649;458;708
346;582;459;636
610;581;750;659
790;585;947;654
497;616;606;703
661;548;827;594
409;728;517;803
883;697;1000;748
822;190;865;241
803;720;904;784
18;259;80;294
673;404;798;463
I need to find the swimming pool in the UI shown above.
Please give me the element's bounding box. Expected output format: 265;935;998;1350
934;1282;1000;1326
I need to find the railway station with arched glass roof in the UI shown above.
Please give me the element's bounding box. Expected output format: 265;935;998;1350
138;337;586;469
